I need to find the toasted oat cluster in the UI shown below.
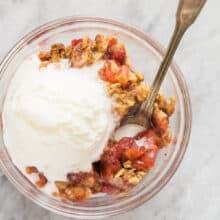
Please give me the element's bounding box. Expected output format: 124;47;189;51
24;34;176;202
39;35;129;67
25;166;48;188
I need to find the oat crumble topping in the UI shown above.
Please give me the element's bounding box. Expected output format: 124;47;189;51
23;34;176;201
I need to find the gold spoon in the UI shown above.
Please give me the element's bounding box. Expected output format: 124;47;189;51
120;0;206;129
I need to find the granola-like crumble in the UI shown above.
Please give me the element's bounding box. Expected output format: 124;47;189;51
25;166;48;188
34;34;176;201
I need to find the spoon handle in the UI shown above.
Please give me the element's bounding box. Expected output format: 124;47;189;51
140;0;206;116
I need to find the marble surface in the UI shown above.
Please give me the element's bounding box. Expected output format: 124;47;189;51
0;0;219;219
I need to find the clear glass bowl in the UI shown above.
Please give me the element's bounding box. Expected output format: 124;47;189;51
0;17;191;219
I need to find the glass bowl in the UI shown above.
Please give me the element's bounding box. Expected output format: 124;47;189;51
0;16;191;219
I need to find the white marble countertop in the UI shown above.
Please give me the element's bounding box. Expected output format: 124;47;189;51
0;0;219;219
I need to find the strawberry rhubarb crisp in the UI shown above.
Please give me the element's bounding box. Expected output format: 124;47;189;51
2;34;175;202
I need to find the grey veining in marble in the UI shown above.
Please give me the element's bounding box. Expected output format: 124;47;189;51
0;0;219;219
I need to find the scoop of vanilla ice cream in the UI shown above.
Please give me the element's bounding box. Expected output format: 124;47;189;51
3;56;115;182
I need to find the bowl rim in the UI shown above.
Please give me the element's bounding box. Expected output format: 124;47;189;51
0;16;192;218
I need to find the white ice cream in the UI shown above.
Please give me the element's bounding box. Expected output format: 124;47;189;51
2;56;115;187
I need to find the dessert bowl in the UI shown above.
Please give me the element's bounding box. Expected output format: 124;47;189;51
0;16;191;219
